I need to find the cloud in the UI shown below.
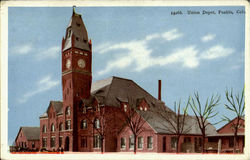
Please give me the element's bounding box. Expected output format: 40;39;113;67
200;45;234;59
18;75;60;103
162;29;183;41
96;30;234;76
201;34;216;42
95;29;183;55
11;43;32;55
36;46;60;60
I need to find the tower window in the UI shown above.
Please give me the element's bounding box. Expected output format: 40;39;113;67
51;124;55;132
66;106;70;116
59;123;63;131
65;120;71;130
76;23;81;27
76;37;79;41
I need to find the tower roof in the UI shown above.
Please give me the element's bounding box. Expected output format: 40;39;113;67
63;8;90;52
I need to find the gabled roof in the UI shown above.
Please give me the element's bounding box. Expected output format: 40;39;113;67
91;76;217;135
217;116;244;132
39;76;217;135
15;127;40;141
40;101;63;118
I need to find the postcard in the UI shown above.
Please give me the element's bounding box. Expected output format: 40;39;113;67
1;1;249;160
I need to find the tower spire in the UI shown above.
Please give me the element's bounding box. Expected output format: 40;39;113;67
73;5;76;14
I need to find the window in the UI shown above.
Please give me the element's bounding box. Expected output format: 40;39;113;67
94;119;100;129
229;137;234;148
32;142;35;148
199;138;202;147
42;138;47;148
51;124;55;132
83;107;86;114
51;137;55;148
76;23;81;27
138;137;143;149
81;136;87;148
144;108;147;111
59;123;63;131
66;107;70;116
59;137;63;147
124;104;127;112
147;136;153;149
121;137;126;149
129;135;134;149
140;107;143;111
43;125;47;133
93;135;101;148
76;37;79;41
184;137;191;143
81;119;87;129
66;120;71;130
171;137;177;149
67;29;71;38
24;142;26;148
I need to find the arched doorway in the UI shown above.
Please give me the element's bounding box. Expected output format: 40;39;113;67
65;136;69;151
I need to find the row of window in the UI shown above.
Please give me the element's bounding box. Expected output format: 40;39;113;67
42;119;100;133
42;135;101;149
120;136;153;150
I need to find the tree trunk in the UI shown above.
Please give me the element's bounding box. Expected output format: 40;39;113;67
202;134;205;153
176;135;180;153
101;137;104;154
134;134;137;154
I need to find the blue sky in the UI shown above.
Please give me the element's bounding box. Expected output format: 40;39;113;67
8;6;245;145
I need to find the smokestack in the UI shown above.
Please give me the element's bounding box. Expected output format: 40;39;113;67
158;80;161;101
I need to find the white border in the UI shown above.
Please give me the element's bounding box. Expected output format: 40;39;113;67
1;1;249;160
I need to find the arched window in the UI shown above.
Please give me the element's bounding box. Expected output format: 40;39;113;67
66;106;70;116
59;123;63;131
81;119;87;129
43;125;47;133
51;124;55;132
94;119;100;129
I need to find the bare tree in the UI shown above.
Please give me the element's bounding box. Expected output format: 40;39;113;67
189;92;220;153
156;99;190;153
222;88;245;153
120;97;149;154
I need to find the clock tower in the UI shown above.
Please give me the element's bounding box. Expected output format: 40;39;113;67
61;8;92;151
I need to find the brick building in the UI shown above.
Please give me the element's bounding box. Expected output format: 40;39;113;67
12;9;241;153
15;127;40;151
207;117;245;153
37;9;219;153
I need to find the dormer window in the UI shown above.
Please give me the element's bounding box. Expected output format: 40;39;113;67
124;104;127;112
67;29;71;38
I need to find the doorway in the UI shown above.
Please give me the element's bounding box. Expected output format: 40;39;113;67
163;136;166;152
65;136;69;151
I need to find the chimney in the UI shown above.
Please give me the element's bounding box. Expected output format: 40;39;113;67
158;80;161;101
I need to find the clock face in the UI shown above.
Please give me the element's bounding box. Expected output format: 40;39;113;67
78;59;86;68
66;59;71;69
